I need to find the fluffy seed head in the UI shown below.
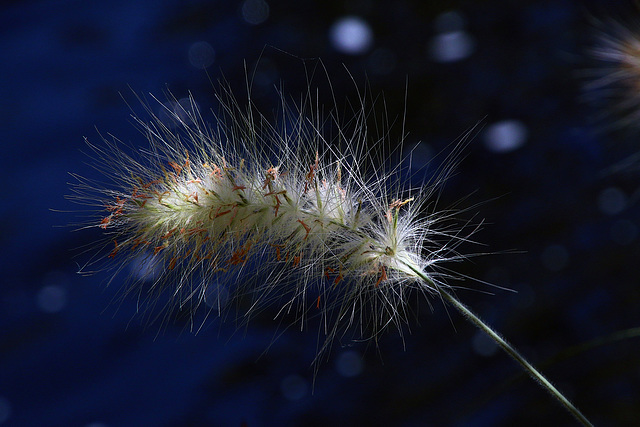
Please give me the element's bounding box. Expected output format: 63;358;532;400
586;18;640;130
69;74;474;361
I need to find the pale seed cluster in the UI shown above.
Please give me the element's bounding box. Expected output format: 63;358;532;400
72;87;459;356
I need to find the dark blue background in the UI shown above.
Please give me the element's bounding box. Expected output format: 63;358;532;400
1;0;639;426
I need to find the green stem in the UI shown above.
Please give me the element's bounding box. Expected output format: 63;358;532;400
404;263;593;426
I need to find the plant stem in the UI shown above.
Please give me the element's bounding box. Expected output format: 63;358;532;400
404;263;594;426
439;288;593;426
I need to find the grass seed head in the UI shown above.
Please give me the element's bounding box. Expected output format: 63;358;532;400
586;17;640;131
69;71;476;362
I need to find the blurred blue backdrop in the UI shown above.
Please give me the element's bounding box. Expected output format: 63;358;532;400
1;0;639;426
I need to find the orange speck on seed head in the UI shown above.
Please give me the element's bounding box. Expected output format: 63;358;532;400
168;161;182;175
375;265;387;287
108;240;119;258
297;219;311;239
100;216;111;229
